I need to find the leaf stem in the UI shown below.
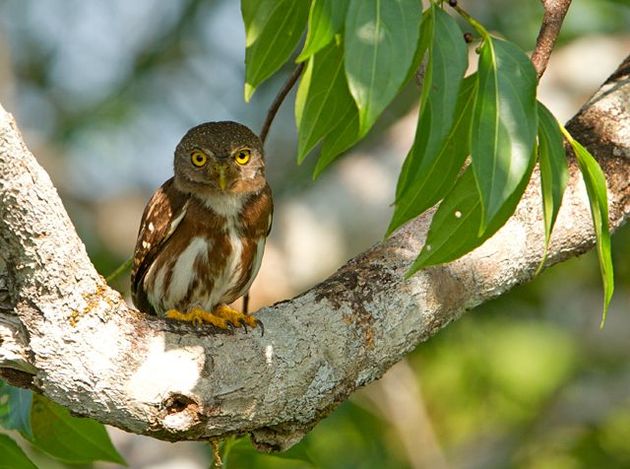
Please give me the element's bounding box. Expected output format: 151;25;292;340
448;3;488;38
558;121;576;143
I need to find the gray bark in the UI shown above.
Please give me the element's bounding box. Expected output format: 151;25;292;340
0;56;628;451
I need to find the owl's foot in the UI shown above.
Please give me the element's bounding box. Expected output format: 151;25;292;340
165;307;229;329
214;304;263;335
165;306;262;334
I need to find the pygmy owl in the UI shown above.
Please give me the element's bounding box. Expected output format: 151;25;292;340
131;121;272;330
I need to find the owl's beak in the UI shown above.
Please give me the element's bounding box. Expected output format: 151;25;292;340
216;163;228;191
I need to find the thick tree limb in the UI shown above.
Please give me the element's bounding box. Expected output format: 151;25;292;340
531;0;573;79
0;57;629;452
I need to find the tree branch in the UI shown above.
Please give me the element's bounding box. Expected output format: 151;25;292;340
0;57;628;452
531;0;573;80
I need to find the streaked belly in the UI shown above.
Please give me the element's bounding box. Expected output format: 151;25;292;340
144;233;265;315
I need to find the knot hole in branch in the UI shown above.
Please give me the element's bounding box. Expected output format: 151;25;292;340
159;393;205;433
163;393;199;415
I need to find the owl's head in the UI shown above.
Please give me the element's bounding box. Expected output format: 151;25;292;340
173;121;266;195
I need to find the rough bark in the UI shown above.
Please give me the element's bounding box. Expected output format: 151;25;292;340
0;56;628;452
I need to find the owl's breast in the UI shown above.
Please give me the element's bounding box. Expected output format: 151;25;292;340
143;204;266;316
210;226;266;307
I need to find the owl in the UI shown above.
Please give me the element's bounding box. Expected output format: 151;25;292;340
131;121;272;330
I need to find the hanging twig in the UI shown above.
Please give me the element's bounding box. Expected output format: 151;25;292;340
259;63;305;144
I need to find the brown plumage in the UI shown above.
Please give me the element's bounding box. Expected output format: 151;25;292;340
131;122;272;329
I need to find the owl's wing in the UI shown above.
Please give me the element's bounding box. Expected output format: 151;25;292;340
131;177;188;314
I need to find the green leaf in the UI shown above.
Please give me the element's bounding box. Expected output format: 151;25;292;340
26;395;126;465
565;133;614;326
391;9;432;202
408;148;537;274
471;37;538;230
344;0;421;137
242;0;310;101
391;76;476;235
412;9;434;120
297;0;349;62
388;6;470;235
311;1;425;178
0;434;37;469
0;380;33;438
536;102;568;269
219;436;240;468
296;41;355;163
312;103;360;177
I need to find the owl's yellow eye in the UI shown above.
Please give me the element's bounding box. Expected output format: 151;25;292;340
234;148;251;165
191;150;207;167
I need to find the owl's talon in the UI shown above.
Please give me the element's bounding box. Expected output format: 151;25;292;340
258;320;265;337
214;304;260;333
166;307;231;330
164;305;262;334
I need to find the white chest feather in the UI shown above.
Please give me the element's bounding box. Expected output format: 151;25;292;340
146;236;211;313
169;236;211;301
201;192;246;217
202;192;248;304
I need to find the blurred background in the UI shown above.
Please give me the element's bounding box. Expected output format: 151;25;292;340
0;0;629;467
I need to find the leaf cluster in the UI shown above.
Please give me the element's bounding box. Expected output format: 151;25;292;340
242;0;614;322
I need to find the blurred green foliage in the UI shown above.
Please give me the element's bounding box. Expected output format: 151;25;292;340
223;400;409;468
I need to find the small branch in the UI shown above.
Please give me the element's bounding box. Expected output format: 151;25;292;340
451;0;572;80
258;63;305;145
210;439;222;468
531;0;573;80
